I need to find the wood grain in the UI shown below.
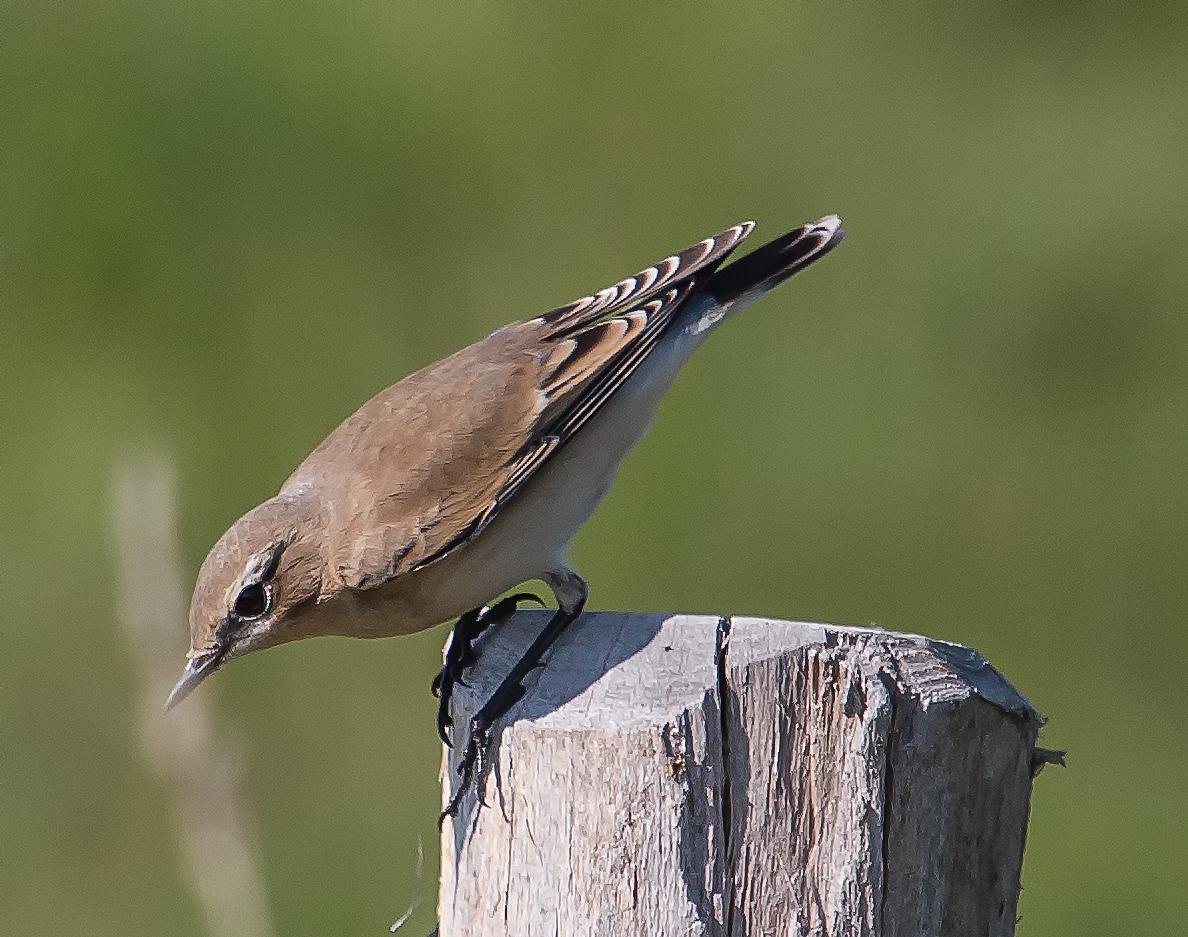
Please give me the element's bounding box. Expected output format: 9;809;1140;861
438;612;1042;937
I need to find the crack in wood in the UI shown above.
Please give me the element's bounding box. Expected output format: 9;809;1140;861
714;615;735;937
438;612;1046;937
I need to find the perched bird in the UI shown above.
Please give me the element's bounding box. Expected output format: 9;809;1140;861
168;214;845;817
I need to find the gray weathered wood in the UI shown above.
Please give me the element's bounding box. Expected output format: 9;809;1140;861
438;612;1042;937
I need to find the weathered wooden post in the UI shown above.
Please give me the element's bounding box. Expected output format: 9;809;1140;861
439;611;1047;937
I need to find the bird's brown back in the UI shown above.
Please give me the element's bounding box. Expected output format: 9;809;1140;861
282;323;552;589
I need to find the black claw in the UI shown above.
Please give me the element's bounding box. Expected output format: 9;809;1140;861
432;594;549;752
439;733;479;824
436;711;454;747
435;589;580;827
434;667;458;743
503;591;547;610
439;717;493;823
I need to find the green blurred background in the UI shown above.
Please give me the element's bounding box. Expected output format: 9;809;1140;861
3;2;1186;934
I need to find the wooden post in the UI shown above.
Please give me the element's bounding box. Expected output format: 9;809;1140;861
438;612;1045;937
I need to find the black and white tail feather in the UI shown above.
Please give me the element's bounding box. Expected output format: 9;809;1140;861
494;215;845;511
422;216;844;570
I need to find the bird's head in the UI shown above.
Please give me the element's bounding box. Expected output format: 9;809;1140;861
167;496;323;710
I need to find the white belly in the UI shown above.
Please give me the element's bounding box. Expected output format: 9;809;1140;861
425;306;713;610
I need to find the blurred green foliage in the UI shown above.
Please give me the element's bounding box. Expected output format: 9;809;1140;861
3;2;1187;934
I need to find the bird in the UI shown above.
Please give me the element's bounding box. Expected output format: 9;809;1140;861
168;214;845;818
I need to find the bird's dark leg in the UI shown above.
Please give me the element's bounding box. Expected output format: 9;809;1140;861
431;592;544;745
440;567;588;825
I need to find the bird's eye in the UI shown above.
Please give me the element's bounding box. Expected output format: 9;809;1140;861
233;583;269;619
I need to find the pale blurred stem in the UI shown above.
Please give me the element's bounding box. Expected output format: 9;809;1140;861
110;450;276;937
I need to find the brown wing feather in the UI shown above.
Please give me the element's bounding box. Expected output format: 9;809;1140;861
297;223;754;589
488;281;695;514
535;222;753;336
539;311;647;401
286;330;543;588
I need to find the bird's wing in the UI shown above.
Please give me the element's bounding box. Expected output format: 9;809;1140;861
534;222;754;337
304;222;756;590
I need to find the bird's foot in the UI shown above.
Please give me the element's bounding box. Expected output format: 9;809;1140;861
437;569;586;827
439;683;528;826
440;718;490;824
432;592;543;745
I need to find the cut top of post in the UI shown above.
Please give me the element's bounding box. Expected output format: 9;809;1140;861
439;612;1044;937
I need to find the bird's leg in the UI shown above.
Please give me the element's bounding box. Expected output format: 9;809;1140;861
431;607;483;744
440;567;588;824
431;592;544;745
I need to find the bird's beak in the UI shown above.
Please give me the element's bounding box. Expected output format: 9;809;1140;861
165;649;223;712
